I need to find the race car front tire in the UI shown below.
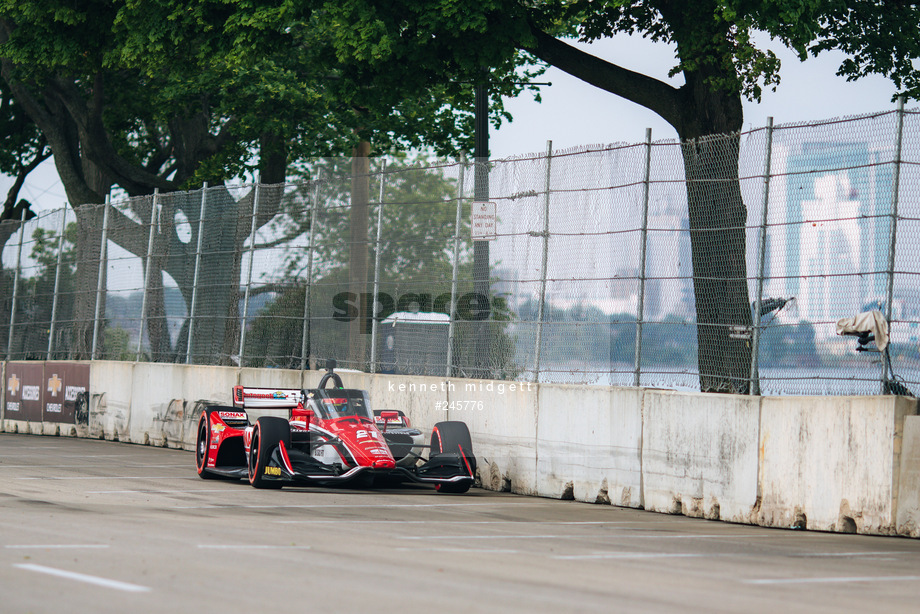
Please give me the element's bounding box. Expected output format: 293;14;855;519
196;410;220;480
248;416;291;489
430;421;476;494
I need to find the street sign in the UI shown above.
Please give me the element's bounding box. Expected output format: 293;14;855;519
472;201;496;241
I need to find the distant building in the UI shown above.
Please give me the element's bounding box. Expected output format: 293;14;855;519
645;195;694;320
781;142;893;337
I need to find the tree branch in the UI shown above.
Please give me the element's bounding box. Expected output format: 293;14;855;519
2;139;51;214
523;27;685;131
46;75;175;195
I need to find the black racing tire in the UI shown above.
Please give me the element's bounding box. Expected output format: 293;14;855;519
430;421;476;494
195;410;220;480
248;416;291;489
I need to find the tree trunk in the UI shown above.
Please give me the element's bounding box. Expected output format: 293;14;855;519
681;135;752;393
676;74;752;394
71;204;106;359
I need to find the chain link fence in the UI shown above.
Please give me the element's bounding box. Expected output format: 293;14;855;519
2;106;919;395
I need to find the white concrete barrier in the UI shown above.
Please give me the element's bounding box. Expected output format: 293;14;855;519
3;360;918;537
89;361;136;442
758;395;915;534
445;378;538;494
897;415;920;537
536;384;642;506
641;389;761;522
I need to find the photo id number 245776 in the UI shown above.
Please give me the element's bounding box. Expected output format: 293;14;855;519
435;400;483;411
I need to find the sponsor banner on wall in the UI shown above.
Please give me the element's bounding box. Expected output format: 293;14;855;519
44;363;90;423
3;362;90;424
5;363;45;421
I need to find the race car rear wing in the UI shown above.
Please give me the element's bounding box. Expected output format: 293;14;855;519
233;386;304;409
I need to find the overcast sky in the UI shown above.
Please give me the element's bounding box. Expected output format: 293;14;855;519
490;34;900;157
2;33;903;213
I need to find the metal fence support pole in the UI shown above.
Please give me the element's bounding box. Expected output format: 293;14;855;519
137;189;160;361
238;182;261;365
369;162;388;374
185;183;208;364
882;97;905;392
633;129;653;387
300;174;321;372
750;117;775;396
47;207;68;359
446;155;466;378
533;140;553;382
91;196;111;360
5;208;28;359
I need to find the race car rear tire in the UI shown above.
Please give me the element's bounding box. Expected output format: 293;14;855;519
196;410;220;480
430;421;476;494
249;417;291;489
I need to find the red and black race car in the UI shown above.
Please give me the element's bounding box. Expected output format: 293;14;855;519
195;362;476;492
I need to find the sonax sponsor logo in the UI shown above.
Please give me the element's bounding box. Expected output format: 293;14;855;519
218;411;247;421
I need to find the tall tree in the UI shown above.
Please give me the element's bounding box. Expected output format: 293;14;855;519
0;0;536;363
0;80;45;249
326;0;920;392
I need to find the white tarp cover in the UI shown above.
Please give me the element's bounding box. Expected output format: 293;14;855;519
836;310;889;351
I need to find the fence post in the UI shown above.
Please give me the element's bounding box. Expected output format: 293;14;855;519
750;117;774;396
136;189;160;361
5;208;27;359
369;161;388;374
883;97;905;392
185;183;208;364
91;196;111;360
47;207;68;359
301;175;321;372
446;155;466;377
633;129;653;387
238;182;261;366
534;140;552;382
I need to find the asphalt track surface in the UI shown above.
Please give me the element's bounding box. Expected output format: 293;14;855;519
3;433;920;613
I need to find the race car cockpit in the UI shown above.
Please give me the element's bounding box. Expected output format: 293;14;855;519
304;389;373;421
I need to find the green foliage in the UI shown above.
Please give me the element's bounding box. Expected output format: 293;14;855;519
1;0;541;199
0;85;45;178
244;153;519;377
2;221;78;359
270;153;470;281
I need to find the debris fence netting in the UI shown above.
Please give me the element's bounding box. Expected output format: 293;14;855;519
2;108;919;396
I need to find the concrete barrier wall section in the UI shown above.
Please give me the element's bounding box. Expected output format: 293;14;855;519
2;360;918;537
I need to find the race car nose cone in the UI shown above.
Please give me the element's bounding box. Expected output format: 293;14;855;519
372;459;396;469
